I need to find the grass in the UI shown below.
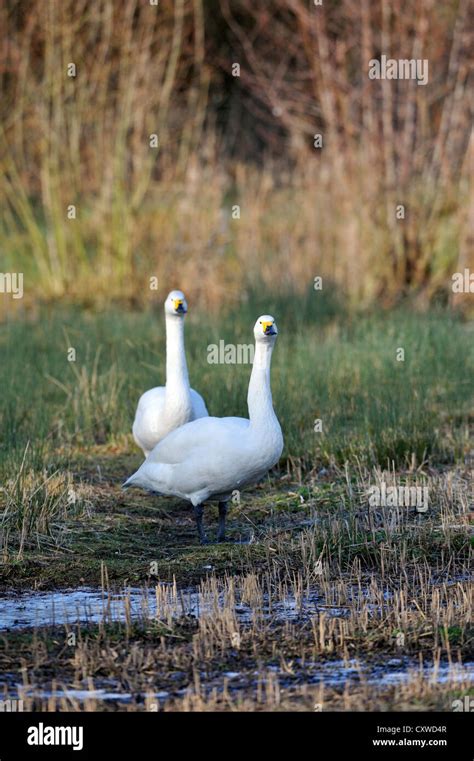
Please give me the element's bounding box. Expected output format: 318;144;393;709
0;299;472;710
1;296;473;474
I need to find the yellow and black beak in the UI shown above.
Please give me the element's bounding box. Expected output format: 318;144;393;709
173;299;186;314
262;321;276;336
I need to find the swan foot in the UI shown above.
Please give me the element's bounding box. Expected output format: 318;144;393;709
193;504;208;544
217;501;228;543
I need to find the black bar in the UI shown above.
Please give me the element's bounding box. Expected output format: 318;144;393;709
0;712;471;759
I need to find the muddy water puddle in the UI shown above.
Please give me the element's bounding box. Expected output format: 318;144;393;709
2;660;473;708
0;585;346;631
0;583;472;707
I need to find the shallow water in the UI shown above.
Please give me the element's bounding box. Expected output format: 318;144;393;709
5;661;473;707
0;587;168;630
0;579;466;631
0;585;472;706
0;585;346;631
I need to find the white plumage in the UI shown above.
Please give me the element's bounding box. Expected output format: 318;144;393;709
132;290;208;457
124;315;283;543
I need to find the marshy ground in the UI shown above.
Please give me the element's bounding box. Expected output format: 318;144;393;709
1;0;472;720
0;300;472;711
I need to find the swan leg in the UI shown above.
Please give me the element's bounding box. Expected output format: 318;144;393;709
217;501;228;543
193;504;208;544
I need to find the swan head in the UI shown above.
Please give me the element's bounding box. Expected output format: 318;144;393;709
165;289;188;316
254;315;278;342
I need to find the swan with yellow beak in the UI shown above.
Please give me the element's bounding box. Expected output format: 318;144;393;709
132;290;209;456
125;315;283;543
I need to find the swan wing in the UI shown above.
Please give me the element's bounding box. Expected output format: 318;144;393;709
190;388;209;419
132;386;166;455
147;416;250;465
130;417;254;499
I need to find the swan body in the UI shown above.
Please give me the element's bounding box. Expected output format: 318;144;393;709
133;387;208;457
132;290;208;457
124;315;283;542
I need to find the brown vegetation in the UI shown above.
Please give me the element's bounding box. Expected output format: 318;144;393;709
0;0;472;314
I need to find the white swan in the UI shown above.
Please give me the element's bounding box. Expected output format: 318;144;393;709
132;290;208;457
124;315;283;543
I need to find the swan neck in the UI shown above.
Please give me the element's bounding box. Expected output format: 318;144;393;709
247;341;276;426
165;315;189;392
